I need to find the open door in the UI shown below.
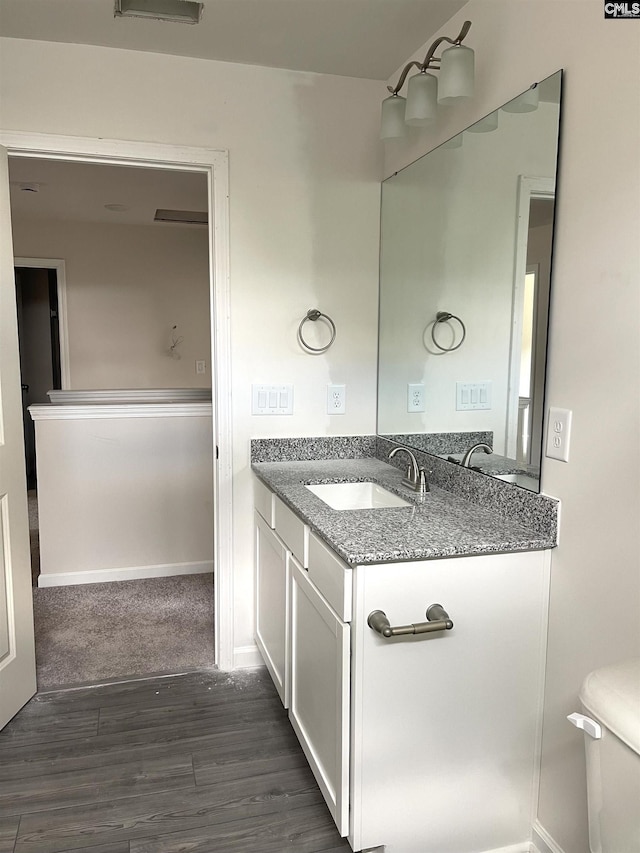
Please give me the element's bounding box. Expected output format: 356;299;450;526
0;144;37;728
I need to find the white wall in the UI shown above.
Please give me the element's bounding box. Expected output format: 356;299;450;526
383;3;640;851
32;408;213;585
12;218;211;389
0;38;382;662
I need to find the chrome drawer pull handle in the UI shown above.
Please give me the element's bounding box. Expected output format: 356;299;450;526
367;604;453;638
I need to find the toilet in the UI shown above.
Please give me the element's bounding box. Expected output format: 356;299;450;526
568;658;640;853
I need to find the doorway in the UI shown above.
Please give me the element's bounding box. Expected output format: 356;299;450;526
10;158;216;687
2;137;233;694
14;262;64;490
506;176;555;466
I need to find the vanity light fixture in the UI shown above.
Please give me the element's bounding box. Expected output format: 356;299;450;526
380;20;474;140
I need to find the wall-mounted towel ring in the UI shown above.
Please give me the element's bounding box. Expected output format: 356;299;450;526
431;311;466;352
297;309;336;354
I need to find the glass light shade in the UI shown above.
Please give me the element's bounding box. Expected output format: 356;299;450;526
380;95;408;140
467;110;499;133
437;44;475;104
442;133;463;149
404;72;438;126
502;86;539;113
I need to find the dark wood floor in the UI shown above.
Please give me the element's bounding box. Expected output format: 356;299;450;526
0;668;352;853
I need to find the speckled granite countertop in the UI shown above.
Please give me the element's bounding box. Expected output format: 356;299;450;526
252;457;556;566
442;451;539;479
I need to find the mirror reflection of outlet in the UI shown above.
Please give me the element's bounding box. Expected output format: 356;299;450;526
407;383;425;413
327;384;346;414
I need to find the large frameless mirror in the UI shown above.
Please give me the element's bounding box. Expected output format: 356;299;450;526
377;70;563;493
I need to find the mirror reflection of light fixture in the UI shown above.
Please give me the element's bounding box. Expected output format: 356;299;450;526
442;133;463;150
467;110;499;133
502;83;540;113
380;20;474;140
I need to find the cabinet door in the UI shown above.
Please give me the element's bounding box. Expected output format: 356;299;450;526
255;512;289;707
350;551;550;853
289;559;350;836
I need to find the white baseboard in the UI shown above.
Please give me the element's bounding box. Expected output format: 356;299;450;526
37;560;213;587
532;821;567;853
233;643;264;669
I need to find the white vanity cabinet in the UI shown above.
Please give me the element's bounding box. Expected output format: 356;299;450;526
254;478;351;832
254;512;290;706
290;558;350;835
254;478;552;853
254;478;308;708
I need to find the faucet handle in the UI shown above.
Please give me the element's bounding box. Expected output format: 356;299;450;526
417;468;430;493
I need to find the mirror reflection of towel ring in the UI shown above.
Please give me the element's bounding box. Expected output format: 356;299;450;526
431;311;466;352
297;309;336;354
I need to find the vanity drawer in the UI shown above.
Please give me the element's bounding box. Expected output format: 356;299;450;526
274;496;308;568
308;532;352;622
254;478;275;527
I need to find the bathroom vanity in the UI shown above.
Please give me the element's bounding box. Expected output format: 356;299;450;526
253;446;557;853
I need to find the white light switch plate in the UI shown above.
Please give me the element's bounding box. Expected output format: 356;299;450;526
456;381;492;411
546;407;572;462
252;384;293;415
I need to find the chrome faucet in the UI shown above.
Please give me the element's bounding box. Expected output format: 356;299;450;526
388;446;429;494
460;442;493;468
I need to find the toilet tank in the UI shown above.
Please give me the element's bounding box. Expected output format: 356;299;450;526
575;658;640;853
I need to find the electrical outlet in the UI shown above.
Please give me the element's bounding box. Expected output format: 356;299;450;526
327;384;346;415
546;407;572;462
407;383;425;413
195;360;206;375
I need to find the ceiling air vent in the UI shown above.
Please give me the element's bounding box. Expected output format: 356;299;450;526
154;209;208;225
114;0;203;24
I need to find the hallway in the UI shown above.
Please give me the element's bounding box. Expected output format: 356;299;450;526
0;668;350;853
28;494;215;690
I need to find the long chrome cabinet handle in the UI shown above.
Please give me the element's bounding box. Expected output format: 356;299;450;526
367;604;453;638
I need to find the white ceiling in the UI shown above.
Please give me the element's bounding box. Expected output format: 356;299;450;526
0;0;468;81
8;158;209;227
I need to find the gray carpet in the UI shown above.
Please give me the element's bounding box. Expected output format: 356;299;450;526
33;573;215;689
28;492;215;689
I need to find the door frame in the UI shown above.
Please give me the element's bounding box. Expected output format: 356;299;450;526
0;130;235;670
15;258;70;389
506;175;555;463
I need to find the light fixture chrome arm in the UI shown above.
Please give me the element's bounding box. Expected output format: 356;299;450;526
387;20;472;96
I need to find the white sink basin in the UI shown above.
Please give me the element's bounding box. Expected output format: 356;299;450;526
305;481;410;511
